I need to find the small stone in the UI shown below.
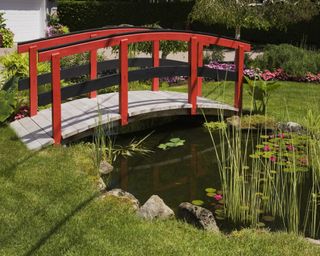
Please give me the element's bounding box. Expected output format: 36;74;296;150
306;238;320;245
138;195;175;220
178;202;220;232
286;122;302;132
97;177;106;192
99;160;114;175
103;188;140;211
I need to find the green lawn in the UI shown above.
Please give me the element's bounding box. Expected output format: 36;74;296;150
165;81;320;123
1;81;320;255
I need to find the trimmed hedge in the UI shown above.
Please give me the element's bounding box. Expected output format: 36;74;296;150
58;0;320;48
58;1;193;31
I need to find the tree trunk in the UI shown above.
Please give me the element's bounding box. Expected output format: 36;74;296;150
235;26;241;40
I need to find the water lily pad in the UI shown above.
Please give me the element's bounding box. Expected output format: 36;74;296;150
260;135;269;139
262;215;275;222
249;154;260;159
256;222;266;228
158;144;168;150
206;192;216;197
205;188;217;193
191;200;204;206
256;144;265;149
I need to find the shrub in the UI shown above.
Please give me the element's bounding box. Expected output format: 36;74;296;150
0;12;14;48
250;44;320;77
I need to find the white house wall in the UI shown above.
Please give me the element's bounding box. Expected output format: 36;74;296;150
0;0;47;42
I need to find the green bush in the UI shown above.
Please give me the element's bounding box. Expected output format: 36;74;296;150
0;12;14;48
250;44;320;77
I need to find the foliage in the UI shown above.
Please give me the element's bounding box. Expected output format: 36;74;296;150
58;1;193;31
191;1;319;39
244;76;280;114
250;44;320;77
112;24;188;59
158;137;186;150
46;12;69;37
0;12;14;48
0;28;14;48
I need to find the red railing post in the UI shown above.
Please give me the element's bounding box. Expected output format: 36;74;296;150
197;42;203;97
89;49;98;98
188;36;198;115
29;46;38;116
120;39;128;126
51;53;62;144
89;33;98;98
152;40;160;91
234;45;245;112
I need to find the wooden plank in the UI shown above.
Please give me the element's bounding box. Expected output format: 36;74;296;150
10;120;49;150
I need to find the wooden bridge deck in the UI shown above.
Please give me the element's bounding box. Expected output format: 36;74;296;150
10;91;237;151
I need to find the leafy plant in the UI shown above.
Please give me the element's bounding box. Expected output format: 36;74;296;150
158;137;185;150
245;76;280;114
0;12;14;48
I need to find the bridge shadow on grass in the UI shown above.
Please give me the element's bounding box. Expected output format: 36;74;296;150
23;192;99;256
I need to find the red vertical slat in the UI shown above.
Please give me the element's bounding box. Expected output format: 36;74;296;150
89;33;98;98
152;40;160;91
197;42;203;97
234;45;245;112
188;36;198;115
120;39;128;126
29;46;38;116
51;53;62;144
89;49;97;98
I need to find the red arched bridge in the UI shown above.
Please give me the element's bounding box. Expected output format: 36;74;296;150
10;26;251;150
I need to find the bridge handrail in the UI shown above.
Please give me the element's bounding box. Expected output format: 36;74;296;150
18;26;151;116
19;27;250;145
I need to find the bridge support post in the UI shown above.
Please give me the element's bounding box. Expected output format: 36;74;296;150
29;46;38;116
51;53;62;144
89;49;98;98
152;40;160;91
234;45;244;113
120;39;129;126
188;36;198;115
197;42;203;97
89;33;98;98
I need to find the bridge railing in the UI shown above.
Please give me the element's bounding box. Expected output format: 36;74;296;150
19;28;251;144
17;26;150;116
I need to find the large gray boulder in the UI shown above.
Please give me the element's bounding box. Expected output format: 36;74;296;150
178;202;220;233
138;195;175;220
103;188;140;211
277;121;303;133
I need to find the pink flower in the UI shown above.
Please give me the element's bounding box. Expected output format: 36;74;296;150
286;144;294;151
270;156;277;162
263;145;271;151
214;194;223;201
278;133;285;139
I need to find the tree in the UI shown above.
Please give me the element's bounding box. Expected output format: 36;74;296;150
190;0;320;40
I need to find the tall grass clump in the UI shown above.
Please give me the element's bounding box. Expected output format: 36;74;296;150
205;109;320;238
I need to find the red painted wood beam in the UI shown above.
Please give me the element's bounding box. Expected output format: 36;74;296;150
188;36;198;115
197;42;203;97
120;39;129;126
38;32;251;62
18;27;149;53
234;45;245;112
152;40;160;91
29;46;38;116
51;53;62;144
89;49;98;98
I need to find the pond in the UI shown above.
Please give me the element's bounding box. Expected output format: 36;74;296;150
102;117;319;239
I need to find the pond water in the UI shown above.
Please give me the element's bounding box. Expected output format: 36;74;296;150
103;117;319;238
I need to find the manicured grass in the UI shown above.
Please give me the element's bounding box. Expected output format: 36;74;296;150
1;125;320;255
165;81;320;123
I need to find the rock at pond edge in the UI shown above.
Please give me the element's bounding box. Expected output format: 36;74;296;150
178;202;220;233
102;188;140;211
99;160;114;175
138;195;175;220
